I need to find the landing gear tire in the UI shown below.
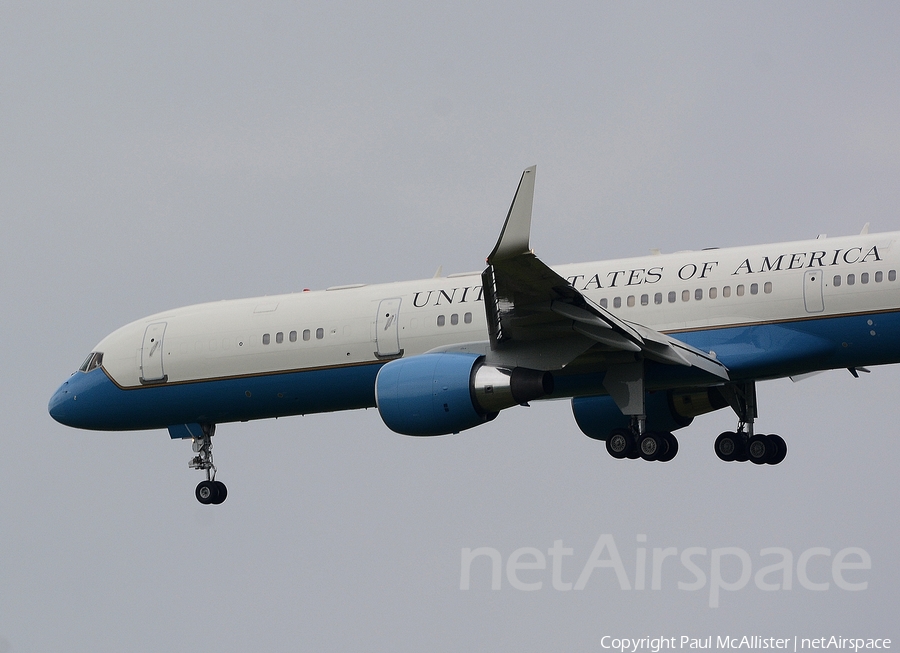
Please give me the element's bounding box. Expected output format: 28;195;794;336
211;480;228;504
748;433;775;464
657;432;678;462
639;432;664;461
715;431;739;462
196;480;219;505
766;434;787;465
606;428;634;459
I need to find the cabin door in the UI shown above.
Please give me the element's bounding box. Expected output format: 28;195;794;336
375;298;403;358
140;322;168;383
803;269;825;313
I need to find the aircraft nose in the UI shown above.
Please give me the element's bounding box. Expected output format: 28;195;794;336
48;377;75;425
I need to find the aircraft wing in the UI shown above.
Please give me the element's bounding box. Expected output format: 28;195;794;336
480;166;729;380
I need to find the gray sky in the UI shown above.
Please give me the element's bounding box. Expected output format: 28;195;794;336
2;2;899;651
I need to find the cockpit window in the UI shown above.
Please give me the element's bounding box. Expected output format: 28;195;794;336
79;352;104;372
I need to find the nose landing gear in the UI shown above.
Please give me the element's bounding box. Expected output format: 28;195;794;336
189;424;227;504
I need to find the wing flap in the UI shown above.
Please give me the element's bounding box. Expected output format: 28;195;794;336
572;322;642;352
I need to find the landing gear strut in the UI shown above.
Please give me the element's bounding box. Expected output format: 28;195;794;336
602;362;679;462
189;424;227;504
714;382;787;465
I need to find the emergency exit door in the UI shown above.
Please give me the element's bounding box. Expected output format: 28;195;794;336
140;322;168;383
375;298;402;358
803;269;825;313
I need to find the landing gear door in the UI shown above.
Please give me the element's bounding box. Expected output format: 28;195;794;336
140;322;168;383
375;298;403;359
803;269;825;313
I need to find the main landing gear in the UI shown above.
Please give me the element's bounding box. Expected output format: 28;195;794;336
189;423;227;505
714;431;786;465
713;382;787;465
600;361;680;462
605;418;679;462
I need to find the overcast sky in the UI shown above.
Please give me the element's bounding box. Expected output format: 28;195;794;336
2;2;899;651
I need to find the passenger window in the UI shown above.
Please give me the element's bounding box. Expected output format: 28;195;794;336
847;274;855;286
723;286;731;298
464;312;472;324
641;294;649;306
613;297;622;308
290;331;297;342
263;333;270;345
750;283;758;295
682;290;690;302
695;288;703;300
876;271;884;282
627;295;635;307
833;275;841;287
451;313;459;325
316;328;324;339
276;332;283;344
709;287;717;299
437;315;445;327
890;270;897;281
600;298;608;309
861;272;869;284
303;329;310;341
668;291;676;303
764;282;772;294
736;285;745;296
654;293;662;305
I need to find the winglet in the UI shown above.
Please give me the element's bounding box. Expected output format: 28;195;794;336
488;166;536;263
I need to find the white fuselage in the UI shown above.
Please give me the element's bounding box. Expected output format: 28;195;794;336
94;231;898;390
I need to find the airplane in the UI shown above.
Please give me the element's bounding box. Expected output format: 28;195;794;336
49;166;900;504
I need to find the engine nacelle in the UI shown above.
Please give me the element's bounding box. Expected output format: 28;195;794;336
375;353;553;436
572;388;728;440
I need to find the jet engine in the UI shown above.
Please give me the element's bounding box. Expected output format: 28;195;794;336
572;388;729;440
375;353;554;436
